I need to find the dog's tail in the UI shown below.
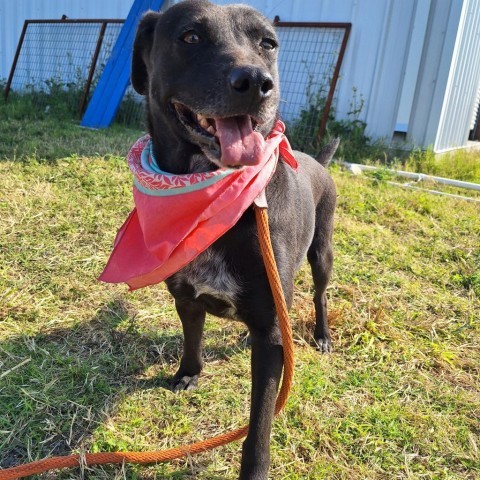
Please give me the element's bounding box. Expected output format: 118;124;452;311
316;137;340;167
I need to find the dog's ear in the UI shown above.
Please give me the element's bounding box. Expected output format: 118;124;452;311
131;11;161;95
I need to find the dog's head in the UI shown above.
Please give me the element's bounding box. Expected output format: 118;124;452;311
132;0;280;171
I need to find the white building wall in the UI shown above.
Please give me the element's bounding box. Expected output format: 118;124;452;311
2;0;419;142
394;0;431;132
407;0;480;152
407;1;461;149
359;0;417;141
3;0;480;151
470;85;480;131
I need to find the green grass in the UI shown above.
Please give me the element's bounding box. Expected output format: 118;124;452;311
400;147;480;183
0;91;143;161
340;144;480;185
1;105;479;479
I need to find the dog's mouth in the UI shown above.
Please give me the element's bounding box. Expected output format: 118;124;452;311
173;102;266;167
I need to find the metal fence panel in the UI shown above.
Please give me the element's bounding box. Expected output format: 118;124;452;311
0;0;133;80
274;20;350;152
4;19;124;116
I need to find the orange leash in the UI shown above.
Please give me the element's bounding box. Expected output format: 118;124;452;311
0;206;294;480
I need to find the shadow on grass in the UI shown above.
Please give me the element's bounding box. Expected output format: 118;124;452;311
0;298;248;476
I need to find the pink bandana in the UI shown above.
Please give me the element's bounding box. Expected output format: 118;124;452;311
99;120;296;290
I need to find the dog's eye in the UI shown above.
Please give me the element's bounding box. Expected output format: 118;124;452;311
260;38;277;50
181;30;202;44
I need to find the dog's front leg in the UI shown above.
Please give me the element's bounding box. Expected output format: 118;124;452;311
171;299;206;391
240;323;283;480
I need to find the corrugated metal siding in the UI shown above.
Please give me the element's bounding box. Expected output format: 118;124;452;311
407;0;462;149
470;85;480;130
360;0;417;140
435;0;480;151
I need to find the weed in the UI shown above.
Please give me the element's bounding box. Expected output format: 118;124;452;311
285;72;330;154
286;85;387;163
2;76;144;135
286;81;480;184
0;91;143;161
399;148;480;183
115;90;145;128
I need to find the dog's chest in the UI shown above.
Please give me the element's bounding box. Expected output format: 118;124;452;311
168;249;242;319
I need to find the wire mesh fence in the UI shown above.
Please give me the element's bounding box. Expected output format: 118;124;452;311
275;21;351;153
4;19;124;119
114;84;145;127
4;18;350;152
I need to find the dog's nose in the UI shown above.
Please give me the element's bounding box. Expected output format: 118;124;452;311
229;66;274;99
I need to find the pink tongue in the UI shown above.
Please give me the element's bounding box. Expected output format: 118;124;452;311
215;116;265;166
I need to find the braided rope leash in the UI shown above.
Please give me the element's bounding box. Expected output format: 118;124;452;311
0;206;294;480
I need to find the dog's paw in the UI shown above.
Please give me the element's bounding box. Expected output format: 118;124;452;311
171;374;199;392
314;337;333;354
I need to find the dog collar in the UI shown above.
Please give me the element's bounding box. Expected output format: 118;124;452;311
99;120;296;290
132;137;237;196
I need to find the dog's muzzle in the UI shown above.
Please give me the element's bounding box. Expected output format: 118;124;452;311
172;102;267;167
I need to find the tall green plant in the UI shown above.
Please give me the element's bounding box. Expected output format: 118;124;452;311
286;72;330;154
287;84;386;163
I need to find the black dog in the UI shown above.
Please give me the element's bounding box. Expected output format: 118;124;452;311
131;1;337;478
